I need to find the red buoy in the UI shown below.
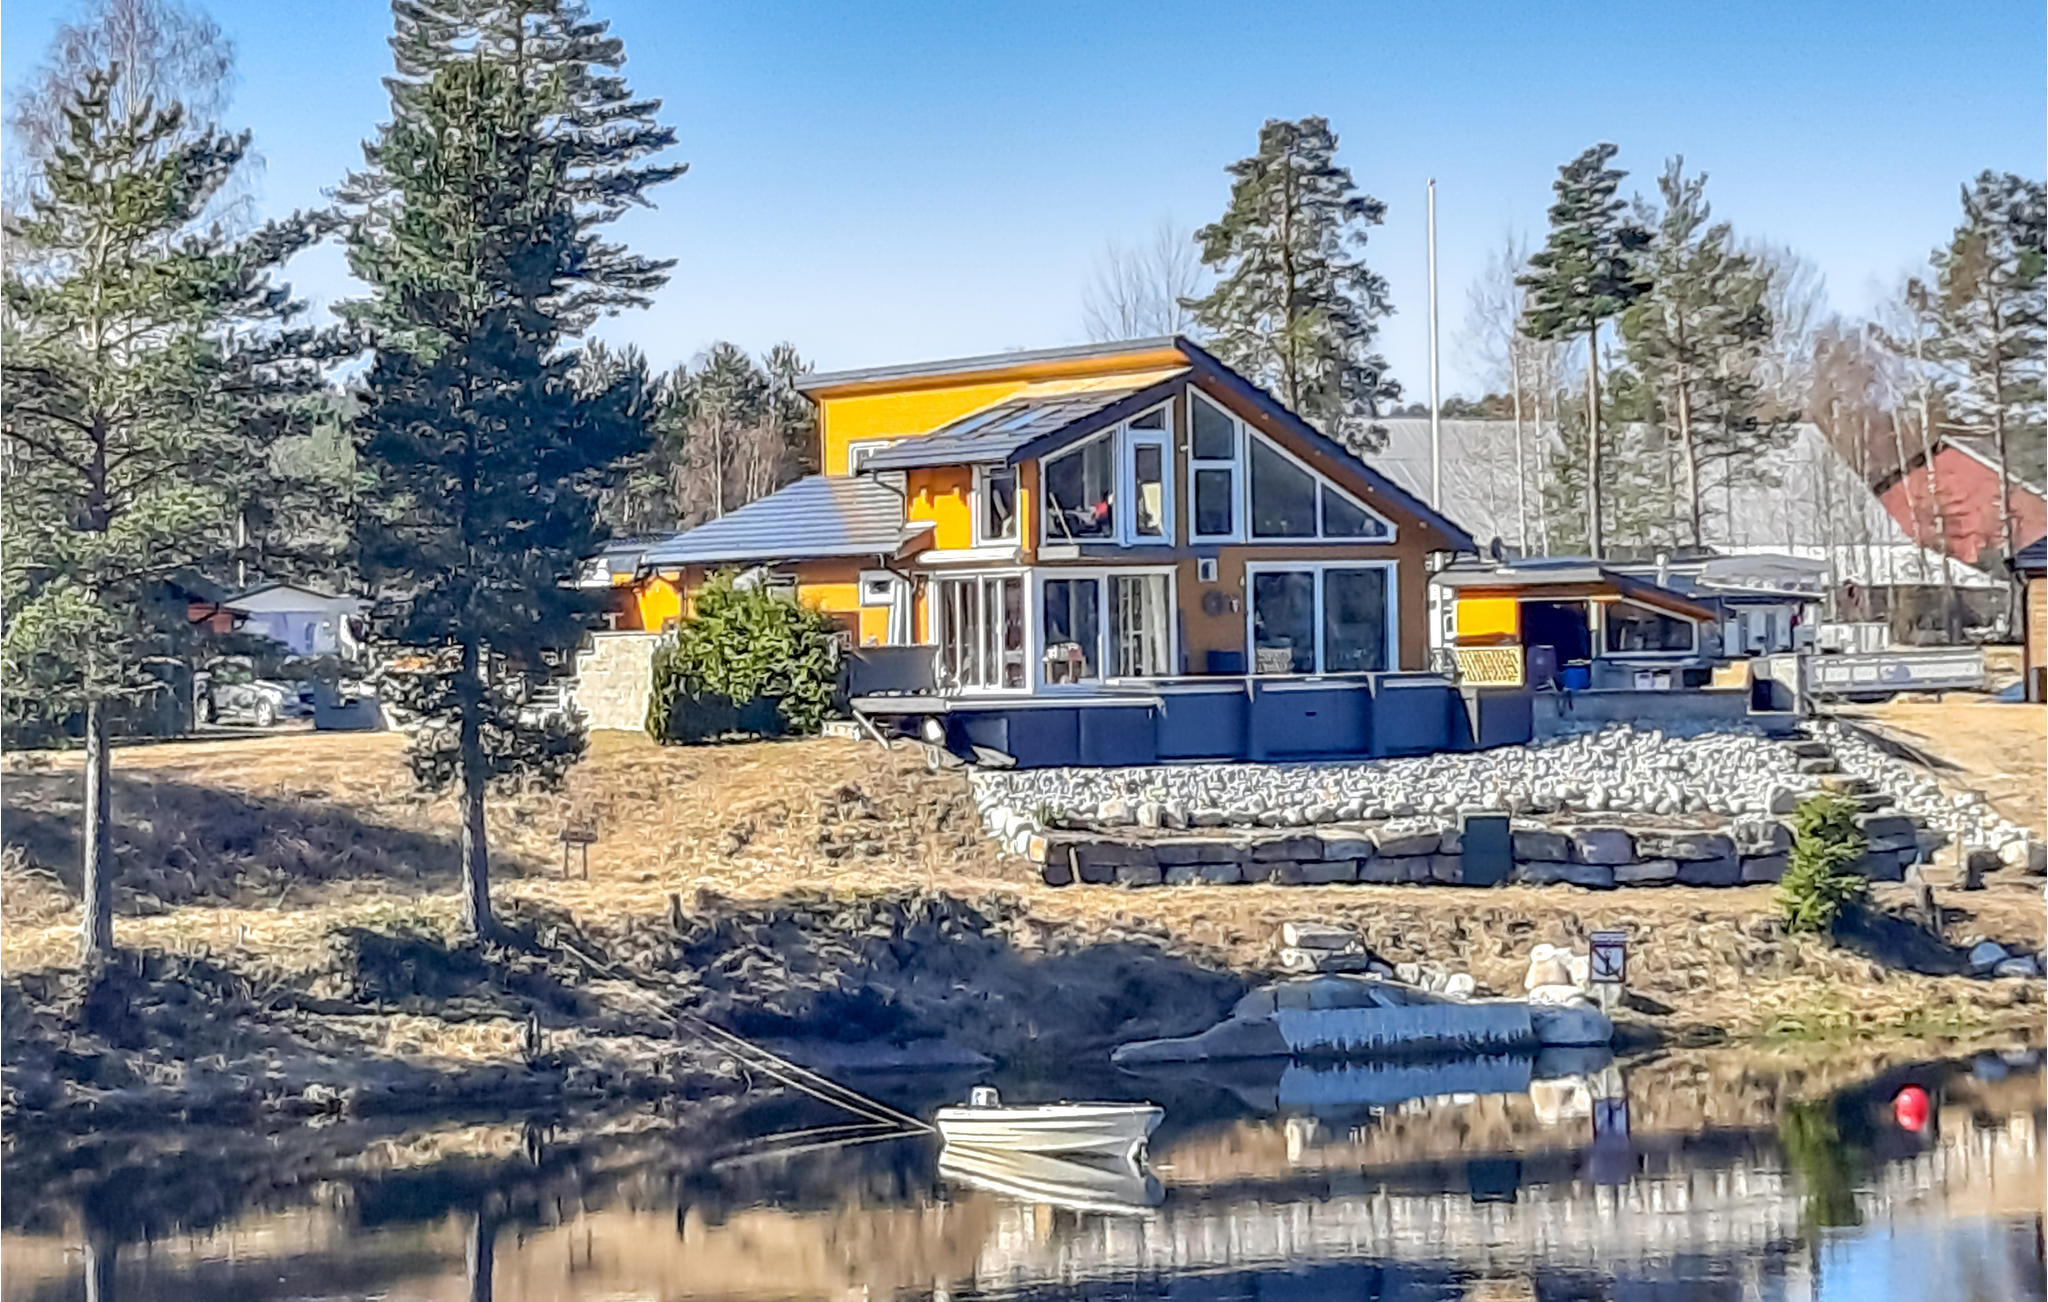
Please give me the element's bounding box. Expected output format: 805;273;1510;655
1894;1085;1931;1132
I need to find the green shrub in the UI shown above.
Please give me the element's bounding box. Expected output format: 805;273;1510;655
647;572;841;742
1775;790;1868;935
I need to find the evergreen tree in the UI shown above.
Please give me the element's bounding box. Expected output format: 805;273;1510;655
1;71;334;960
764;341;818;479
1519;143;1653;557
1921;171;2046;594
1186;117;1398;453
578;340;674;537
340;0;682;939
1623;159;1792;547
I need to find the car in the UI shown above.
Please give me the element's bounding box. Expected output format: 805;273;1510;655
198;660;317;727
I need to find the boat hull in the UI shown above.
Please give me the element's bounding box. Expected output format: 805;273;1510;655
934;1103;1164;1159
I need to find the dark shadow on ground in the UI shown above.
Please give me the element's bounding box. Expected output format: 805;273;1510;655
3;769;468;910
1835;904;1973;976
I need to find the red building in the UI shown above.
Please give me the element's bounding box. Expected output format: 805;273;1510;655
1876;433;2047;567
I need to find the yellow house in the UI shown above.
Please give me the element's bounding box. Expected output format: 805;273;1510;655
611;336;1484;764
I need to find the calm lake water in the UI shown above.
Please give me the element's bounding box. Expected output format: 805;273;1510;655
4;1044;2042;1301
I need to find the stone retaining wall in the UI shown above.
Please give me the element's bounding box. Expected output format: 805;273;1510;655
1028;813;1927;891
571;631;661;732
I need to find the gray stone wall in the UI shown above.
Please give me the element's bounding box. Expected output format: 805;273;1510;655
1026;816;1923;891
572;631;661;732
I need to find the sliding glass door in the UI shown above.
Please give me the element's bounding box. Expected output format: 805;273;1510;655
934;574;1025;692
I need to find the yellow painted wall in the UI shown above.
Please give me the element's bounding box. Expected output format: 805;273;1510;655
906;466;975;551
1455;596;1521;642
822;381;1028;476
616;561;874;640
630;572;686;631
814;347;1186;476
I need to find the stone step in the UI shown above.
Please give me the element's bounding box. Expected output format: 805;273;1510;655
1796;756;1841;774
1853;793;1894;813
1821;775;1880;796
1784;739;1833;759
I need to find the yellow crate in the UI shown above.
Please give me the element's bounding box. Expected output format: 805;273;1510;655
1455;645;1525;687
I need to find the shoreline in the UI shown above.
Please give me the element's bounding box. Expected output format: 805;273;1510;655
6;882;2041;1130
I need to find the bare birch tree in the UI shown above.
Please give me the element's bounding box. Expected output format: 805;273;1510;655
1458;233;1537;550
5;0;256;227
1745;240;1829;417
1082;217;1204;341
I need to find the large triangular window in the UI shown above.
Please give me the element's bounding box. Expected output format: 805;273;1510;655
1190;389;1393;543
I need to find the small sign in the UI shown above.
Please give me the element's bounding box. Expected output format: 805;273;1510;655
1589;930;1628;985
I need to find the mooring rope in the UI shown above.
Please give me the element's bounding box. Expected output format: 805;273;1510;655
545;932;934;1137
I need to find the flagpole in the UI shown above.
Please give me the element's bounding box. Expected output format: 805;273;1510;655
1427;178;1442;512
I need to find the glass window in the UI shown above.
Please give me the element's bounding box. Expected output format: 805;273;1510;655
1130;407;1166;431
980;466;1018;542
1191;394;1235;460
1251;571;1316;674
1605;600;1695;653
1111;574;1171;676
1041;577;1101;683
1320;486;1384;539
1133;444;1164;538
1194;468;1234;537
1250;440;1318;538
1042;437;1115;540
1322;568;1390;672
936;575;1023;690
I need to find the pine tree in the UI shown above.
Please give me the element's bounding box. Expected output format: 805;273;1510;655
1923;171;2046;601
2;71;335;960
764;342;818;479
340;0;682;939
1624;159;1792;547
1519;143;1653;557
1186;117;1398;453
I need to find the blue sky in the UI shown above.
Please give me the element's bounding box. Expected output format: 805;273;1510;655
4;0;2043;394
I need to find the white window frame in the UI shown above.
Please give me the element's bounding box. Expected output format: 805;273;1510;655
971;462;1021;548
1121;403;1175;547
1247;431;1397;543
1597;598;1699;659
1036;401;1177;548
1244;559;1400;676
1032;566;1178;690
1038;428;1119;545
845;440;891;474
1187;388;1398;545
931;569;1032;695
1188;390;1242;543
857;570;899;607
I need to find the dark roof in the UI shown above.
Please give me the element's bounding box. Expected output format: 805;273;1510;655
856;381;1174;471
1168;340;1478;553
1430;559;1716;621
799;337;1180;394
2016;535;2047;574
638;476;931;568
854;337;1478;552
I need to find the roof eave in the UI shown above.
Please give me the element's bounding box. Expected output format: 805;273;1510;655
1171;339;1480;552
798;337;1185;397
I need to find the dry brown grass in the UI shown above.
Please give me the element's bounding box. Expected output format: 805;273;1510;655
4;728;2042;1045
1;731;1010;973
1846;697;2048;838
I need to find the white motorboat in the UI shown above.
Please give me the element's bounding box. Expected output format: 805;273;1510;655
933;1087;1164;1160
